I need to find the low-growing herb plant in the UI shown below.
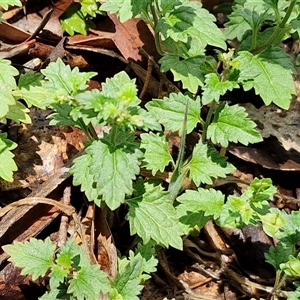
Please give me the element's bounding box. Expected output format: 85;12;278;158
2;0;300;299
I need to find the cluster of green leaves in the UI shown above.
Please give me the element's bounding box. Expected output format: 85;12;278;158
101;0;297;109
61;0;102;35
2;238;157;300
2;0;300;299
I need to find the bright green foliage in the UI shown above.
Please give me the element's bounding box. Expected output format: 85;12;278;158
72;71;149;129
110;247;158;299
100;0;152;22
176;188;224;233
70;152;100;203
236;48;295;109
259;208;286;237
188;142;235;186
140;132;174;175
207;103;263;147
0;58;18;118
146;93;201;135
80;0;101;17
0;0;21;10
224;0;275;41
15;72;47;109
41;58;96;99
265;243;294;271
219;178;277;228
0;133;18;182
71;128;142;210
156;1;226;55
0;58;18;89
127;182;184;249
159;56;208;93
3;238;110;300
2;238;56;281
202;73;239;104
61;3;90;35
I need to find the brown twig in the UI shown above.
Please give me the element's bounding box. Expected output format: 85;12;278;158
139;55;153;99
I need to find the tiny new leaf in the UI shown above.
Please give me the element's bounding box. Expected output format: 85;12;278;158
207;103;263;147
202;73;239;104
188;142;235;186
2;237;56;281
127;182;184;249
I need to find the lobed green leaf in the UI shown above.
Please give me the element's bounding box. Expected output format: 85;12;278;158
236;47;295;109
0;133;18;181
188;142;235;186
207;103;263;147
140;132;174;175
2;237;56;281
146;92;201;135
127;182;184;249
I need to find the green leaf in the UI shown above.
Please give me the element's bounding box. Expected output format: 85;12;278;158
80;0;101;17
2;237;56;281
260;210;286;238
0;86;16;118
188;142;235;186
146;92;201;135
71;152;102;205
140;132;173;175
68;264;110;300
157;1;226;51
265;243;293;271
236;47;295;109
0;0;22;10
159;55;208;93
41;58;96;97
207;103;263;147
134;243;158;281
176;188;224;233
88;127;142;210
281;255;300;277
0;58;18;88
61;3;89;35
6;101;31;123
48;103;81;127
100;0;152;22
158;0;182;14
111;252;148;300
16;72;48;108
18;71;43;89
75;71;144;128
16;85;52;109
0;133;17;182
219;195;255;227
202;73;239;104
275;211;300;247
242;178;277;208
127;182;183;249
224;0;274;41
177;188;224;218
62;239;110;299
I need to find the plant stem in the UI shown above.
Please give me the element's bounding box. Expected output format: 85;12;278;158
251;0;296;54
202;100;216;142
150;4;164;56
